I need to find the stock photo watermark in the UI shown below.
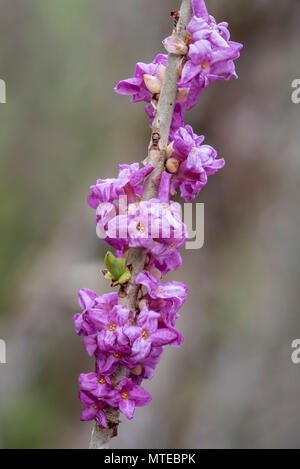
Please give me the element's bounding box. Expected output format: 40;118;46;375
95;197;205;250
0;339;6;364
291;79;300;104
0;79;6;103
291;339;300;364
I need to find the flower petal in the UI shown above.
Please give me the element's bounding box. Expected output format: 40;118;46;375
119;399;136;420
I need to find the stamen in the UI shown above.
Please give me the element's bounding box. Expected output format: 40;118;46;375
158;287;162;293
201;61;208;70
109;323;117;331
137;222;145;233
142;330;148;340
121;392;129;400
98;377;106;384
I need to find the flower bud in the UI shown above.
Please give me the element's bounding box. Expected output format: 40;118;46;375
163;35;188;55
143;74;161;95
130;365;143;376
166;158;180;174
156;64;166;83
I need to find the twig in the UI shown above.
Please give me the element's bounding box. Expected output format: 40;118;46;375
89;0;192;449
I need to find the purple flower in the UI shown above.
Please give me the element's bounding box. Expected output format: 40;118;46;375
141;346;163;380
105;197;187;251
157;171;172;204
94;201;124;250
105;378;152;420
96;305;133;355
114;54;167;103
131;199;186;248
177;0;243;109
78;288;98;310
149;243;183;276
137;270;188;303
191;1;230;45
129;346;164;385
82;334;98;357
75;0;240;428
73;316;94;338
167;125;225;201
73;290;119;337
188;16;230;47
79;391;107;427
124;307;183;362
79;373;112;398
192;0;209;20
96;353;119;376
180;41;242;110
73;290;124;357
73;288;99;336
88;163;154;208
136;271;188;327
96;202;129;251
115;54;185;140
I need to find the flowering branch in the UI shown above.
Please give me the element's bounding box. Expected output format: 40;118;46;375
89;1;193;449
121;0;193;322
74;0;242;450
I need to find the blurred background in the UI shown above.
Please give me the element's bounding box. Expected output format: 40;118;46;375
0;0;300;449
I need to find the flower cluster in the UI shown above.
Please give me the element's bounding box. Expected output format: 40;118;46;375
114;0;242;197
167;125;225;202
164;0;243;110
75;0;242;428
74;278;186;422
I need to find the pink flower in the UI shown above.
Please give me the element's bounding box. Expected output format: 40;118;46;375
177;0;243;109
104;197;187;252
79;391;108;427
88;163;154;208
136;271;188;327
114;54;167;103
168;125;225;201
105;378;152;420
75;0;243;429
129;346;164;385
79;373;112;399
95;305;133;355
149;243;183;276
96;353;119;376
124;307;183;362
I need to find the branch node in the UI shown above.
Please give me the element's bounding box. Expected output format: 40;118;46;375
151;131;161;148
